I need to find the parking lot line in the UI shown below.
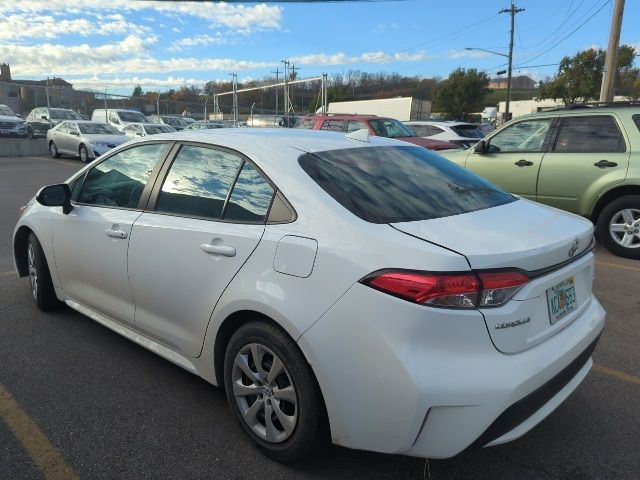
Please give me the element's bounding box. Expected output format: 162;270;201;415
595;261;640;273
0;383;79;480
593;364;640;386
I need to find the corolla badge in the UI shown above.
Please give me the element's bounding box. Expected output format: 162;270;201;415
568;239;580;258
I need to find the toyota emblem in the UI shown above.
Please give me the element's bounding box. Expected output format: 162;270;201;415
568;239;580;258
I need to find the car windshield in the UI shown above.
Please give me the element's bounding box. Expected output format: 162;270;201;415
119;111;148;122
78;123;121;135
369;119;416;138
163;116;186;126
146;125;174;134
299;146;515;224
451;124;485;138
50;109;81;120
0;106;15;116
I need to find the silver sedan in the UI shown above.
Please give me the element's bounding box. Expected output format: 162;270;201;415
122;123;177;138
46;121;129;163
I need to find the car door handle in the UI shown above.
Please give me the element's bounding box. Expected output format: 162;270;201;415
105;228;128;239
514;159;534;167
593;160;618;168
200;243;236;257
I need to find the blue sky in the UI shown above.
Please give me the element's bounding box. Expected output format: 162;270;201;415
0;0;637;95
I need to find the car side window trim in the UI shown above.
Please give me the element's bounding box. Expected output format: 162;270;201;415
71;141;175;211
146;141;294;225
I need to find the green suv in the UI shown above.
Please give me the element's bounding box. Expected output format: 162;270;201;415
440;104;640;259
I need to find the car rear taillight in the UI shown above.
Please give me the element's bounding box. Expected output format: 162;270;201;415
362;270;529;309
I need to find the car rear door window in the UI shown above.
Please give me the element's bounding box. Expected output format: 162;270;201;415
77;143;169;208
155;145;243;220
553;116;625;153
347;120;369;132
321;120;345;132
224;162;275;223
299;145;515;223
488;119;552;152
429;126;445;135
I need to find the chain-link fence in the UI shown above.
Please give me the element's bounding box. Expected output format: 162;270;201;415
0;77;328;125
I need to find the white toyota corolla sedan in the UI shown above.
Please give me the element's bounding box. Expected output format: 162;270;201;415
13;128;605;462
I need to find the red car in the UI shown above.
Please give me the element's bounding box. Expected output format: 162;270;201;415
294;114;460;151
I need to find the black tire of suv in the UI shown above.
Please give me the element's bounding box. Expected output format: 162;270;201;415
596;195;640;259
27;233;61;311
223;321;328;463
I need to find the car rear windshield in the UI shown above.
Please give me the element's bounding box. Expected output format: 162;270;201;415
119;111;148;122
146;125;174;134
0;106;15;116
50;109;80;120
78;123;120;135
450;124;485;138
369;118;416;138
299;146;515;223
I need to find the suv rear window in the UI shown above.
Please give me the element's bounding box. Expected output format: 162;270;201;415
299;146;515;223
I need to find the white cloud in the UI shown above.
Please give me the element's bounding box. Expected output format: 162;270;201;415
0;13;151;40
290;50;431;66
168;34;227;53
447;49;494;59
1;37;273;77
0;1;282;35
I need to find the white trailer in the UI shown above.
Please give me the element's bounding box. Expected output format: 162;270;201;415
324;97;431;121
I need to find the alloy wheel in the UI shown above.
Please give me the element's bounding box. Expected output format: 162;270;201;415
50;143;58;158
27;242;38;300
609;208;640;249
80;146;88;163
231;342;298;443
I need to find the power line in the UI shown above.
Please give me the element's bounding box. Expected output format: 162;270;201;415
515;0;611;68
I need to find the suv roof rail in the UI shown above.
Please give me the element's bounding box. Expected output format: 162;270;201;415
545;100;640;111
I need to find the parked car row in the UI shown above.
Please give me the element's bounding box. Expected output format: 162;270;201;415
0;104;27;138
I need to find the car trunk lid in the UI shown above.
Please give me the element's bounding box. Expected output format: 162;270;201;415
391;199;596;353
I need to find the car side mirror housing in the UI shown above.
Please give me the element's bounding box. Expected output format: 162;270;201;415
36;184;73;214
474;140;487;154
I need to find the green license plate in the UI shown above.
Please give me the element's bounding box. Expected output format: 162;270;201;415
546;276;577;324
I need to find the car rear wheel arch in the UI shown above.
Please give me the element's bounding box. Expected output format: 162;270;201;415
591;185;640;223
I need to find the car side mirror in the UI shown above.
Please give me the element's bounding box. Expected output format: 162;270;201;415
36;184;73;214
474;140;487;154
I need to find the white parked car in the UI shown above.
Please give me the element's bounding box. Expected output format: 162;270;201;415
91;109;149;132
13;129;605;462
404;121;485;148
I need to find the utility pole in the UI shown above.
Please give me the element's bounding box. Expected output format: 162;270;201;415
500;2;524;123
229;73;238;126
271;68;280;116
600;0;625;102
282;59;290;122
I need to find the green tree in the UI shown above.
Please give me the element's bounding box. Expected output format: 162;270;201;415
433;68;490;120
539;45;637;103
131;84;143;97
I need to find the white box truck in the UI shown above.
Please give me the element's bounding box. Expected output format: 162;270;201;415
323;97;431;121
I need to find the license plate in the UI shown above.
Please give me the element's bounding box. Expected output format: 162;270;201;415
546;277;577;324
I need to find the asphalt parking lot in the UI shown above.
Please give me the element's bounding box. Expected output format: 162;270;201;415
1;155;639;480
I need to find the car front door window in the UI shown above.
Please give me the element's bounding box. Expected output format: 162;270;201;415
78;143;169;209
488;119;552;153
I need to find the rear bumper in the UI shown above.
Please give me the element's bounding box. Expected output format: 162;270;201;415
299;284;605;459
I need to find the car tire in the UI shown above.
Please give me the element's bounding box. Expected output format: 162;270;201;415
79;145;89;163
49;141;60;158
26;127;33;139
224;321;327;462
596;195;640;259
26;233;60;311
